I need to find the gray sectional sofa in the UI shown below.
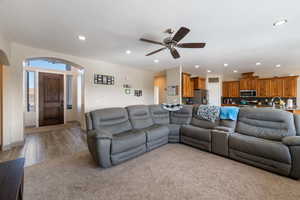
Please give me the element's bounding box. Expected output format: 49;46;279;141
86;105;300;179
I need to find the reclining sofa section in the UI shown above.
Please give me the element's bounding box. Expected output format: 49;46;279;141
86;105;300;179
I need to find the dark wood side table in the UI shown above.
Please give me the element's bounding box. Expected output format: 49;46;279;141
0;158;25;200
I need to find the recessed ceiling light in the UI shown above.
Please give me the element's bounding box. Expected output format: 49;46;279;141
126;50;131;54
224;63;228;67
195;65;200;69
256;62;261;66
276;64;281;68
78;35;86;41
233;70;238;73
207;70;211;73
154;59;159;63
273;19;288;27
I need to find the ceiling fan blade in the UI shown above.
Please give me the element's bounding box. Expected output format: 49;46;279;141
146;47;167;56
172;27;190;42
170;48;180;59
177;43;206;48
140;38;164;45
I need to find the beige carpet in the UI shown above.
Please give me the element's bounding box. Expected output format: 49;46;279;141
24;144;300;200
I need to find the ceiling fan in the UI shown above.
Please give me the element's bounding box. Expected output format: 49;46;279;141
140;27;206;59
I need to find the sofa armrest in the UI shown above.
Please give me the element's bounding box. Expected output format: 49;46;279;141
282;136;300;146
214;126;234;133
282;136;300;179
211;129;230;157
88;129;113;140
86;129;113;168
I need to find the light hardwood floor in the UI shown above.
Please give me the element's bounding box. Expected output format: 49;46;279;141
0;123;87;167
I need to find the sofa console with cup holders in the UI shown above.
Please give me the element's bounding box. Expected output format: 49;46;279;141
86;105;300;179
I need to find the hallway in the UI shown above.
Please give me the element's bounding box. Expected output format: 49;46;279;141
0;123;87;167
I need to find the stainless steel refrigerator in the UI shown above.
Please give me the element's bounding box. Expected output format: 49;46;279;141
191;89;208;105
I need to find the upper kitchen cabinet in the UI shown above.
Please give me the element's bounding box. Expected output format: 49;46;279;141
239;72;258;90
222;81;240;97
192;77;206;90
257;78;271;97
182;73;194;98
240;78;257;90
283;76;298;97
270;78;283;97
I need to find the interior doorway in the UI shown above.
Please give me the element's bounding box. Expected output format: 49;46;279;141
154;75;167;104
39;72;64;126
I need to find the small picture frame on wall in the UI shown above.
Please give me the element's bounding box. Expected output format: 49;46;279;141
123;84;131;88
125;88;131;95
134;90;142;97
167;85;179;96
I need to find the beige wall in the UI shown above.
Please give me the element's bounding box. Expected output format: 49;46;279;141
3;43;155;148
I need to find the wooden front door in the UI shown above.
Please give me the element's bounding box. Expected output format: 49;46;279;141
39;72;64;126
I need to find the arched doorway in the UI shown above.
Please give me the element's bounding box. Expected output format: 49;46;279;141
23;57;85;129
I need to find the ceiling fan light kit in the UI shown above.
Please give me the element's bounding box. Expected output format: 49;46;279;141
140;27;206;59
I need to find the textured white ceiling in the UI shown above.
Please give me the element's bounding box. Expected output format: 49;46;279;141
0;0;299;77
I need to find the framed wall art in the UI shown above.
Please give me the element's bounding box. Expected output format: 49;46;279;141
94;74;115;85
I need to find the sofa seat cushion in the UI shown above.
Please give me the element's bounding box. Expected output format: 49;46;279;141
143;125;169;142
181;125;211;142
111;130;146;154
229;133;291;164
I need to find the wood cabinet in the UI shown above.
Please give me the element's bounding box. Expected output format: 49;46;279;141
257;78;271;97
222;81;240;97
222;74;298;98
192;77;206;90
182;73;194;98
240;78;257;90
270;78;283;97
283;76;298;97
258;76;298;97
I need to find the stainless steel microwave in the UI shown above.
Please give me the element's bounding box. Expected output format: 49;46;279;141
240;90;257;97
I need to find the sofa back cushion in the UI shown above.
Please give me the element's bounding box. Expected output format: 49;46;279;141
170;105;193;125
90;107;132;135
236;107;296;141
149;105;170;125
294;114;300;136
219;119;237;130
191;117;219;129
126;105;154;129
191;105;220;128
